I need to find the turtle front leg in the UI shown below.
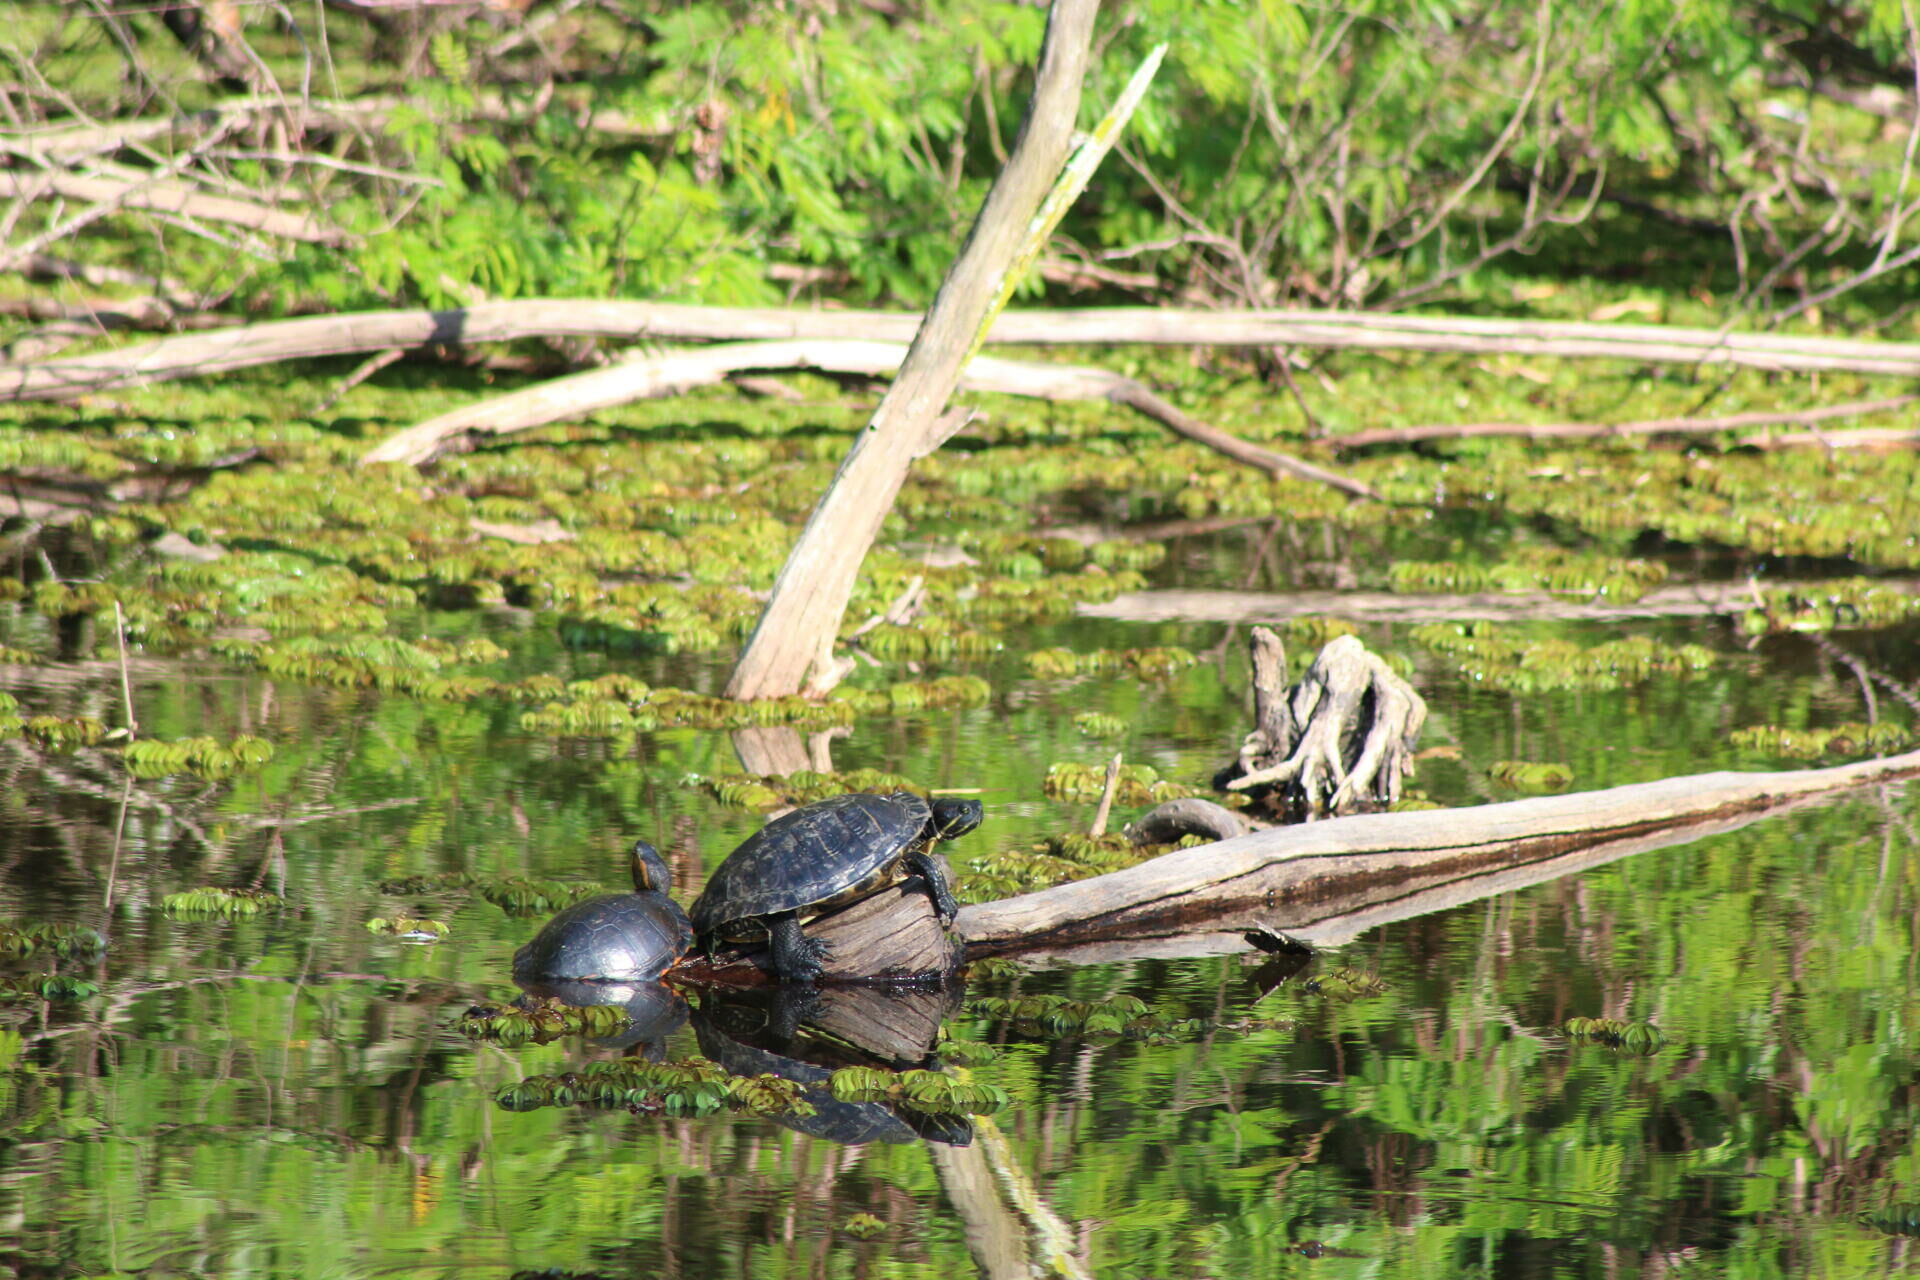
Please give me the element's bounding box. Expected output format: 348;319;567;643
903;850;960;924
769;912;830;983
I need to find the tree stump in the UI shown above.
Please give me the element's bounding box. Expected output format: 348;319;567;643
1215;629;1426;818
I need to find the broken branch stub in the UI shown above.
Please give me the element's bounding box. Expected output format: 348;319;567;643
1220;631;1427;817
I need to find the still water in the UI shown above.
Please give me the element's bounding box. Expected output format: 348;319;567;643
3;571;1919;1278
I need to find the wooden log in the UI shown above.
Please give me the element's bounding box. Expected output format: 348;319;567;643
1330;393;1920;449
25;302;1920;403
690;856;963;984
722;0;1101;700
954;748;1920;952
1076;578;1920;626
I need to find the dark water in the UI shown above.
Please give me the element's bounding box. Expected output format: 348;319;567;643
3;576;1919;1278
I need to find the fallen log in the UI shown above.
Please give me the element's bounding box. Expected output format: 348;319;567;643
22;300;1920;402
1077;578;1920;626
954;747;1920;953
1330;393;1920;449
356;338;1372;497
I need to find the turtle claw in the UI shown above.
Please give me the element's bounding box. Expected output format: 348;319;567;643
770;912;830;984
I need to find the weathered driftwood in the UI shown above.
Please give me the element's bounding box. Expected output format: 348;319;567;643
26;303;1920;402
1218;632;1427;815
723;8;1127;701
355;337;1373;497
1331;393;1920;449
1002;796;1843;970
1125;798;1253;846
1079;578;1920;626
954;747;1920;953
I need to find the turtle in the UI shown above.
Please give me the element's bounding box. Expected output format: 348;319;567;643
689;791;983;983
511;841;692;984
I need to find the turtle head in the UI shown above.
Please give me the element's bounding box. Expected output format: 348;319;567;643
927;797;984;842
629;840;673;894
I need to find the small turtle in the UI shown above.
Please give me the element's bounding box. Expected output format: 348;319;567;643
512;841;692;983
689;791;982;982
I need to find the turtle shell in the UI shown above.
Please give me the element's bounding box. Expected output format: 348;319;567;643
690;791;933;942
512;891;692;983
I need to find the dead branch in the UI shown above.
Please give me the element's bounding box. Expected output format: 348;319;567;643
1077;578;1920;626
354;339;1366;502
0;169;349;247
955;747;1920;951
25;301;1920;404
1332;394;1920;449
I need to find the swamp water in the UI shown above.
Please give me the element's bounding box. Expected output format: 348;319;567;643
3;375;1920;1278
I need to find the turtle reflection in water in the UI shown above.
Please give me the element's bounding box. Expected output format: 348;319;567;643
512;841;692;984
690;791;984;982
692;983;971;1146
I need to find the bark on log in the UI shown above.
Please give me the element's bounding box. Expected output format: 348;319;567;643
692;858;963;984
954;747;1920;953
1077;578;1920;626
26;302;1920;403
722;0;1100;701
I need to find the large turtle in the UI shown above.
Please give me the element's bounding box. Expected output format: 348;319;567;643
512;841;692;983
689;791;982;982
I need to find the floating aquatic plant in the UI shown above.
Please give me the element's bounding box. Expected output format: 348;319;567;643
1303;968;1387;1000
1489;760;1575;790
1411;621;1716;692
0;922;107;961
494;1059;813;1119
365;916;451;940
1391;551;1668;603
1728;721;1913;758
1562;1016;1665;1055
160;888;286;916
1738;579;1920;636
122;735;273;778
1042;761;1194;805
0;975;100;1004
827;1066;1010;1115
1024;646;1198;679
688;768;924;811
458;999;634;1047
